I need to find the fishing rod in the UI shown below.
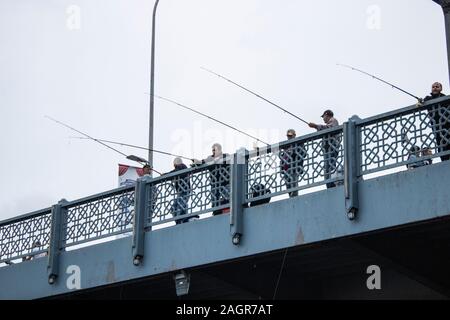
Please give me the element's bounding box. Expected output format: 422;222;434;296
70;136;194;162
145;93;270;146
336;63;421;101
46;115;162;174
200;67;310;125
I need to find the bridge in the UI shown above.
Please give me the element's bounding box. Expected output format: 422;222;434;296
1;96;450;299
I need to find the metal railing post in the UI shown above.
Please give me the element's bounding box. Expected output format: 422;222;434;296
47;198;68;284
344;116;361;220
230;148;247;245
132;175;151;265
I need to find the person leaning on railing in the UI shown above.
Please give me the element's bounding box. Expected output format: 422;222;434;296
308;109;341;188
401;129;433;170
192;143;231;215
417;82;449;162
279;129;306;198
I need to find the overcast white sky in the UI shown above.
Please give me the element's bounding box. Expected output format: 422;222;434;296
0;0;447;220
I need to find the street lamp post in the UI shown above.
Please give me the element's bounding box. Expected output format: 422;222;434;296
148;0;160;176
433;0;450;85
442;2;450;85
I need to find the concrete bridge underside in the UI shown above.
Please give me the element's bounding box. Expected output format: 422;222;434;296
2;161;450;299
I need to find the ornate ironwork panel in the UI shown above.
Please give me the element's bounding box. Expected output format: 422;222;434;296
246;128;344;202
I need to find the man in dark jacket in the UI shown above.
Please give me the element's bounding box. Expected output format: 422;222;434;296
279;129;306;197
423;82;449;161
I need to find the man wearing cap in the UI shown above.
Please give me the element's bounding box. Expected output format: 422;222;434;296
309;110;341;188
309;110;339;131
279;129;307;197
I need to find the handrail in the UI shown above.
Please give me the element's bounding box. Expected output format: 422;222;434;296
1;96;449;267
